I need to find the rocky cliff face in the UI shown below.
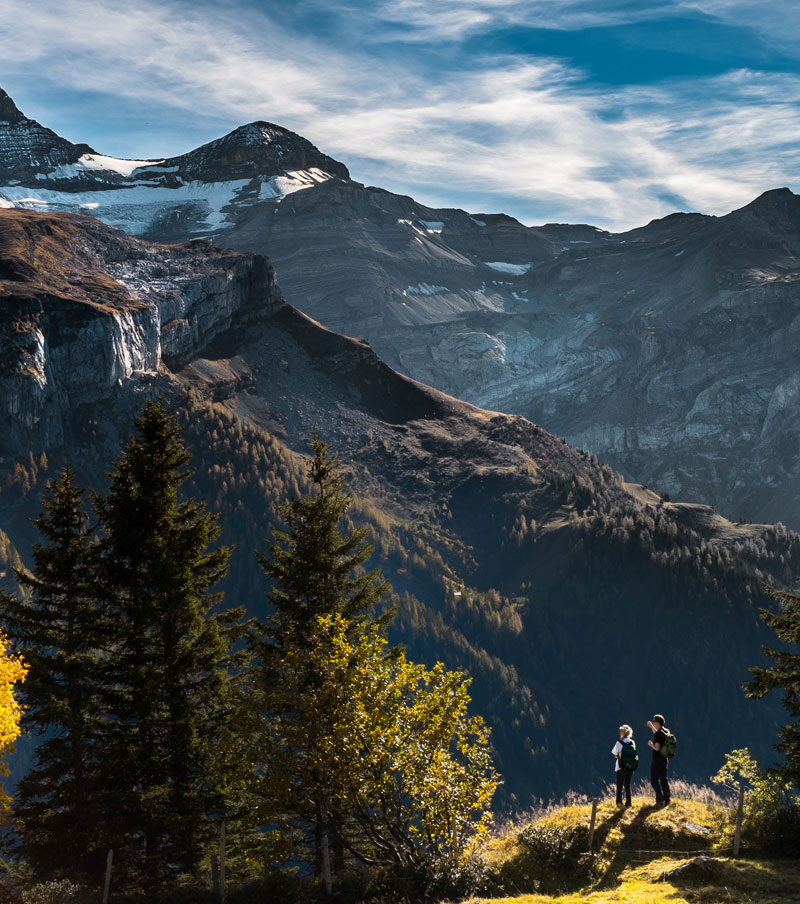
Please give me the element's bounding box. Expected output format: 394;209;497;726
3;88;800;526
0;209;281;459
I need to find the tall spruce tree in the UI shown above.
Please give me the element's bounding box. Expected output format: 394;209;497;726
256;432;391;649
252;433;390;875
746;583;800;787
0;468;104;878
94;399;241;888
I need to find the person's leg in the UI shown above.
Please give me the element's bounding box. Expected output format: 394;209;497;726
661;761;671;803
623;769;632;806
616;769;624;804
650;760;664;803
654;758;669;803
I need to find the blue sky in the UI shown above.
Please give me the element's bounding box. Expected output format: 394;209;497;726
1;0;799;230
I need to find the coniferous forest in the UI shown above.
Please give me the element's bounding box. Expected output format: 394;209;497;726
0;401;501;898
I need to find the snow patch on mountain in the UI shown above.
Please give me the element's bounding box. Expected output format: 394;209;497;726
262;168;334;199
484;261;531;275
398;218;446;237
0;168;335;236
1;181;249;235
44;153;163;179
405;283;449;296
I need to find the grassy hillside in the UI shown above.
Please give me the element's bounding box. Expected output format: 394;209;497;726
477;790;800;904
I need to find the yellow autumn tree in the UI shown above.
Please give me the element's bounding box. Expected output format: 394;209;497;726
0;630;26;816
258;613;499;872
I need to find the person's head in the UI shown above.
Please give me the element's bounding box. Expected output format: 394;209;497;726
619;724;632;739
652;714;665;728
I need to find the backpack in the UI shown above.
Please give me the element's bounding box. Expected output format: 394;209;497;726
620;738;639;771
659;729;677;758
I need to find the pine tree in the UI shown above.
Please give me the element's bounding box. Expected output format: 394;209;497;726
256;432;390;650
0;468;103;877
252;433;390;875
745;583;800;787
94;399;242;888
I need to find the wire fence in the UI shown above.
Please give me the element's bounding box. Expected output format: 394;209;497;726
626;845;735;864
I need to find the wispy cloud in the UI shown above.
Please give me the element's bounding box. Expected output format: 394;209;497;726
0;0;798;230
368;0;680;40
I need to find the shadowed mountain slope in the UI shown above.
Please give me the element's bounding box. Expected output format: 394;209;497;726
0;208;797;805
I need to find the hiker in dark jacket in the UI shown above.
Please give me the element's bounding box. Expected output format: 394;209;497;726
611;724;636;806
647;713;671;805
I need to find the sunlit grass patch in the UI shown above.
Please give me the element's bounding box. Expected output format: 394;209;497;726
480;789;745;902
471;857;800;903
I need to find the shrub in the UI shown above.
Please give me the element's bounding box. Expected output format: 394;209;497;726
713;748;800;855
21;881;86;904
517;822;586;870
388;853;495;902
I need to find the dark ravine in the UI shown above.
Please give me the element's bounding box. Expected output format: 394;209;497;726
0;207;797;804
2;87;800;529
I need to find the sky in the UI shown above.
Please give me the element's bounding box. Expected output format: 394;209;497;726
1;0;799;230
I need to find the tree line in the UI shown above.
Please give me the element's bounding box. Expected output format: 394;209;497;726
0;400;499;894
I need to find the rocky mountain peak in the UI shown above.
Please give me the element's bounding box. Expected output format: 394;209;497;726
735;187;800;226
0;88;26;125
228;120;301;147
0;86;95;180
157;119;350;183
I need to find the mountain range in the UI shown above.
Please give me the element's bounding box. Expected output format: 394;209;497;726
1;200;798;806
3;87;800;806
3;87;800;530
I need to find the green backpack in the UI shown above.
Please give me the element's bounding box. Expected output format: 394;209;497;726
620;738;639;771
659;729;677;758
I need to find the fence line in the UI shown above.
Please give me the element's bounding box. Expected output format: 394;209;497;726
627;845;735;864
626;845;734;855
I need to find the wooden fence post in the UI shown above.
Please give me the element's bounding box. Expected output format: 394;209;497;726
321;833;332;895
733;786;745;856
220;820;227;904
587;799;599;853
102;848;113;904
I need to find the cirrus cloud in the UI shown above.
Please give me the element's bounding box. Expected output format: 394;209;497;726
0;0;797;230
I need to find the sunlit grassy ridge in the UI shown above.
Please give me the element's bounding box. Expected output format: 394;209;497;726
473;787;800;904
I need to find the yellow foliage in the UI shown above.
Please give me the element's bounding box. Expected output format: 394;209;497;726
0;631;26;750
0;630;26;818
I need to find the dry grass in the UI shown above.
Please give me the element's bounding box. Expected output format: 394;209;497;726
472;789;799;904
471;858;800;904
0;208;143;312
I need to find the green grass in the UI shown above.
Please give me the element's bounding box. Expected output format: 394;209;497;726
471;791;800;904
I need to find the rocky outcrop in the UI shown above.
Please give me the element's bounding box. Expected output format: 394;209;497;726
0;209;282;458
0;88;94;183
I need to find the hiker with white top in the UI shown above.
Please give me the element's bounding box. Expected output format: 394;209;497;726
612;723;638;807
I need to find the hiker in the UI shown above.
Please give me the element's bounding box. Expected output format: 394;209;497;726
647;713;671;805
612;724;637;806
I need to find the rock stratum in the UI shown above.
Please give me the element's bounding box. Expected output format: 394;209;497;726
0;206;798;804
